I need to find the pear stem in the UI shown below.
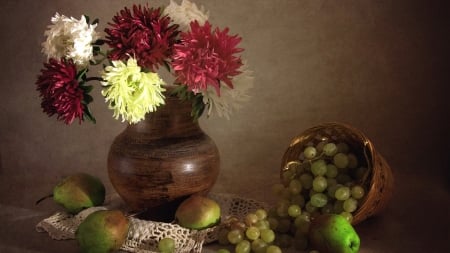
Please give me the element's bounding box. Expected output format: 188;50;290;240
35;194;53;205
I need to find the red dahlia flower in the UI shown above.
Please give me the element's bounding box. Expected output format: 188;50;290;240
104;5;179;71
36;58;86;124
171;21;243;96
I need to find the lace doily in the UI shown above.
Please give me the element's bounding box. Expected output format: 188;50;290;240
36;193;268;253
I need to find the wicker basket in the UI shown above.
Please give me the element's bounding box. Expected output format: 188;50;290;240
280;122;394;225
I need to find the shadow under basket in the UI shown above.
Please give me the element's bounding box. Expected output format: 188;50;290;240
280;122;394;225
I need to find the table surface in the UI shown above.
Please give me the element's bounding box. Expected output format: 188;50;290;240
0;170;449;253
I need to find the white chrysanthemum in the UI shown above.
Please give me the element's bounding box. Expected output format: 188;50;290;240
42;13;99;67
201;62;254;119
163;0;209;32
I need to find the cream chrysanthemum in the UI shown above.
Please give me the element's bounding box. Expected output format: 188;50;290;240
163;0;209;32
42;13;99;67
101;58;166;124
202;62;254;119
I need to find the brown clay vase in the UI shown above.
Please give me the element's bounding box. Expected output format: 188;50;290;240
107;86;220;221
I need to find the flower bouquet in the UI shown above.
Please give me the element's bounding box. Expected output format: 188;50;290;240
36;0;253;125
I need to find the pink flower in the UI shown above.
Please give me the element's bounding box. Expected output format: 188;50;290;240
35;58;86;124
104;5;179;71
171;21;243;95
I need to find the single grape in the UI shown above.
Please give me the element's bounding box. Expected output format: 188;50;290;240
235;239;251;253
294;213;311;234
251;238;268;253
299;152;305;160
276;233;293;248
327;183;341;198
333;153;349;169
340;211;353;223
347;153;359;168
312;176;327;192
285;161;301;173
296;164;305;175
290;194;305;207
309;189;318;198
299;173;314;189
310;193;328;208
158;237;175;253
245;226;260;241
266;245;282;253
289;179;302;195
227;229;244;244
304;146;317;159
311;159;327;176
255;209;268;220
230;220;247;231
276;201;290;217
343;197;358;213
351;185;365;199
323;142;338;156
325;164;338;178
260;228;275;243
321;203;334;214
315;141;327;153
335;186;351;200
255;219;270;230
305;201;318;213
245;213;259;226
336;142;349;153
267;217;279;230
288;204;302;218
282;170;295;185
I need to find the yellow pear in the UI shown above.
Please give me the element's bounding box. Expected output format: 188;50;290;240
76;210;129;253
175;195;221;230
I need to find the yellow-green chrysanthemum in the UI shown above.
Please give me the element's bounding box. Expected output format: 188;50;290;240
101;57;165;124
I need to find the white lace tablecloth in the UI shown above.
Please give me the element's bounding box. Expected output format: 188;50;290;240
36;193;267;253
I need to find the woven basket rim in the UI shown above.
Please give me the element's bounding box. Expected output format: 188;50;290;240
280;122;394;225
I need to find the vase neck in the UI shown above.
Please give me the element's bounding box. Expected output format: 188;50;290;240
125;91;202;139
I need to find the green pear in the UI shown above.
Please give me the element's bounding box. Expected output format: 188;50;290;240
37;173;106;214
175;195;221;230
76;210;129;253
308;214;360;253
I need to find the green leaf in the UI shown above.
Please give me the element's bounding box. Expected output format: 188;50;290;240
76;68;88;80
83;106;96;124
84;15;90;24
81;85;94;93
94;39;105;46
83;94;94;104
190;94;205;120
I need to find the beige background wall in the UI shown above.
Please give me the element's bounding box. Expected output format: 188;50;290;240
0;0;449;252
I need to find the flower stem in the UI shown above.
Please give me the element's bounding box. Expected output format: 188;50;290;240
85;77;104;82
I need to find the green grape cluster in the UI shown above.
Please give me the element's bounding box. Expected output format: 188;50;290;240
268;141;368;250
217;209;283;253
